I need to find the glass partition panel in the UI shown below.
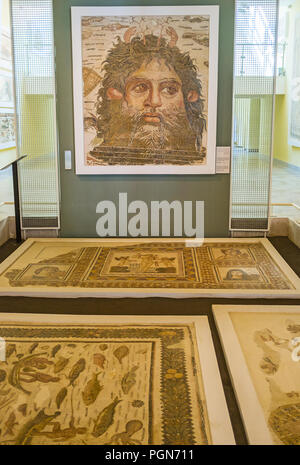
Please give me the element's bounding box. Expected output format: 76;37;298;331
11;0;60;229
230;0;278;231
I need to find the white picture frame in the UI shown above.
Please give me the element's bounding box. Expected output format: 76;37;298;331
71;6;219;175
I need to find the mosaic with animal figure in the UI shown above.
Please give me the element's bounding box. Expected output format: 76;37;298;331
232;311;300;445
213;305;300;445
0;321;211;445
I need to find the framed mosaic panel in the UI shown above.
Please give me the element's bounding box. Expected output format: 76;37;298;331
71;6;219;174
0;313;234;445
0;108;15;149
0;238;300;298
213;305;300;445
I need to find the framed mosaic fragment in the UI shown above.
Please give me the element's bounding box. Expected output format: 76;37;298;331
71;6;219;174
0;238;299;298
0;313;234;445
213;305;300;445
0;109;15;149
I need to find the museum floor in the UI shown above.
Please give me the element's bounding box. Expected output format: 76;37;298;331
271;159;300;221
231;151;300;221
0;236;299;445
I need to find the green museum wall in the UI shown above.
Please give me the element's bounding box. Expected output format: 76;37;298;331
53;0;234;238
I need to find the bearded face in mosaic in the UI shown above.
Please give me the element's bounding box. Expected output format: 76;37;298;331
225;269;249;281
95;34;206;152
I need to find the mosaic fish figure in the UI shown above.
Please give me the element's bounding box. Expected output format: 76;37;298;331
51;345;61;358
29;343;38;354
54;356;69;374
68;359;86;386
82;373;103;406
92;397;121;438
121;366;138;394
56;387;68;409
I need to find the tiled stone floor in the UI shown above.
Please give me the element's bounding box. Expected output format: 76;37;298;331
271;159;300;222
230;151;300;222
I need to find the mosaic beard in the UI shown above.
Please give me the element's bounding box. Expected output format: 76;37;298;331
102;103;197;151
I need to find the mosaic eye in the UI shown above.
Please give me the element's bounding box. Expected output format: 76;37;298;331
160;83;180;96
132;83;149;94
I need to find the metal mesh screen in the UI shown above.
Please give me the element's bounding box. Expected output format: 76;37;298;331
11;0;60;229
230;0;278;231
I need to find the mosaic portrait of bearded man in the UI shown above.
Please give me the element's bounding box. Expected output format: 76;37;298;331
72;7;219;174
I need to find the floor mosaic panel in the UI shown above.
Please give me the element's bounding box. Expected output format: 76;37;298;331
0;314;234;445
0;239;299;297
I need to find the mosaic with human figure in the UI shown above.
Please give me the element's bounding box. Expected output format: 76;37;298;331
0;239;298;297
72;6;219;174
